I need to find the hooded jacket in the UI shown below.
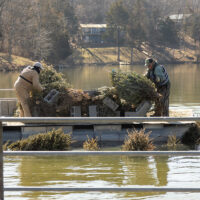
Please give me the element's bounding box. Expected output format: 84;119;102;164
14;66;43;92
146;62;169;88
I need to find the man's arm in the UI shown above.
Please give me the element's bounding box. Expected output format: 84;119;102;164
154;65;165;83
144;69;150;79
32;72;43;92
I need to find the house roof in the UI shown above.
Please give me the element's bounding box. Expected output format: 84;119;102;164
80;24;107;28
169;14;191;20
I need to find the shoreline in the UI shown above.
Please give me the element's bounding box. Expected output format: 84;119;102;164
0;42;200;71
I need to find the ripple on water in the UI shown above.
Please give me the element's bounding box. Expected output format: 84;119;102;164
3;155;200;200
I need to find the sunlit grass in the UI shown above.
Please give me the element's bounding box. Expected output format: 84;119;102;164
0;52;34;71
79;47;133;63
83;136;100;151
122;129;155;151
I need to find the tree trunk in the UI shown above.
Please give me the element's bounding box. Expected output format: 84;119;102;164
7;0;14;63
117;27;120;62
130;48;133;64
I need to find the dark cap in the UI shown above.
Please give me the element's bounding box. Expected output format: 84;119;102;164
145;58;154;66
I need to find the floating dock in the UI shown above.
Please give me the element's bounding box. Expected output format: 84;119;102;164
0;98;196;145
1;117;195;145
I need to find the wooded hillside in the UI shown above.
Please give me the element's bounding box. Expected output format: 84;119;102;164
0;0;200;67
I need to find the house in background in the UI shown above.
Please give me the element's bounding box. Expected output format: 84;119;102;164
80;24;107;45
168;14;191;23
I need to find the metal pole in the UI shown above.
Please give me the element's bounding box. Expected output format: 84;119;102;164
0;89;15;91
4;151;200;157
0;116;199;124
4;187;200;192
117;27;120;62
0;121;4;200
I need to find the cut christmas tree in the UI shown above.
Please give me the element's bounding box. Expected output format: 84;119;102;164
111;70;158;107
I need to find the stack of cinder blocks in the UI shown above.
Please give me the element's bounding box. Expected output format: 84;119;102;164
0;98;17;116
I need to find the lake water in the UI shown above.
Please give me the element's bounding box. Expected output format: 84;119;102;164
3;64;200;199
1;63;200;112
4;155;200;200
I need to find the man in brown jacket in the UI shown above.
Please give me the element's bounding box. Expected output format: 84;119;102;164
14;62;43;117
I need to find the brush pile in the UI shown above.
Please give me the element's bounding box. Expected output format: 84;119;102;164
15;65;158;117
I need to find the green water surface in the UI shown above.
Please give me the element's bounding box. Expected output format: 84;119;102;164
4;155;200;200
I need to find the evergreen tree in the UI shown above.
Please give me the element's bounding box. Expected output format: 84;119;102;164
106;0;129;60
111;70;158;106
185;14;200;43
126;0;146;48
126;0;146;63
156;17;179;47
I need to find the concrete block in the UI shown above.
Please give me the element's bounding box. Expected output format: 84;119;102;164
136;101;152;114
94;125;122;142
0;99;17;116
3;130;21;142
196;144;200;150
146;125;191;143
89;105;97;117
71;106;81;117
72;129;94;142
44;89;59;104
143;123;164;129
125;101;152;117
22;126;47;138
46;126;73;134
95;131;120;142
103;97;119;111
0;100;9;116
94;125;121;132
8;100;17;116
119;131;128;142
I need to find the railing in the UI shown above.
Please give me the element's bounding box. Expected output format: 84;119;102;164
0;89;14;91
1;117;200;200
4;187;200;192
0;116;199;124
4;151;200;156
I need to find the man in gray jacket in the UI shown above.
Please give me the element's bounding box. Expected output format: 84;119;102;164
145;58;170;116
14;62;43;117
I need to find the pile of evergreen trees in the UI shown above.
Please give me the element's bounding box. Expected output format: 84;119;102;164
17;66;159;117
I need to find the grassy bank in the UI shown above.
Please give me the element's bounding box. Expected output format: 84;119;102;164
0;53;34;71
75;43;197;65
0;33;198;71
73;35;198;65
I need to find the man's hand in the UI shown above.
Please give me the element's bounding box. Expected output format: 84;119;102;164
36;100;40;105
156;93;163;100
42;87;46;91
156;76;161;82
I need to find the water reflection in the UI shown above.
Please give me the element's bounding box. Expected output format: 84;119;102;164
5;155;200;199
120;156;169;198
4;155;169;199
167;64;200;104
